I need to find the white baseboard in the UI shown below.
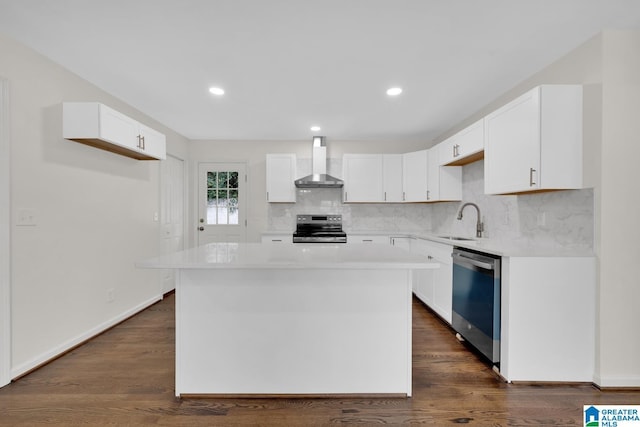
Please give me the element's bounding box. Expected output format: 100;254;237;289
11;294;163;380
593;373;640;388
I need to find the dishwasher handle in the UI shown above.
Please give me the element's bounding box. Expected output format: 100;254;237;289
452;251;496;270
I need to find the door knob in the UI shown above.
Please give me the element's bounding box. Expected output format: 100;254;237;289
198;226;204;231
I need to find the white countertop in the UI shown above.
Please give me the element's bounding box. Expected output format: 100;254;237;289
305;230;594;257
137;242;439;270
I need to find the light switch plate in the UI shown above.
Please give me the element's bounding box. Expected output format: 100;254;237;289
16;208;36;226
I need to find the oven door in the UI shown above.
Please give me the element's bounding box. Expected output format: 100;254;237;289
452;248;501;364
292;232;347;243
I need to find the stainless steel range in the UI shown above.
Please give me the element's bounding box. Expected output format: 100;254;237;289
292;214;347;243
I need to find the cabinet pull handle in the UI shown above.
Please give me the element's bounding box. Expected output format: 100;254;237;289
345;192;348;201
426;190;430;200
402;192;405;201
363;239;373;242
529;168;537;187
266;191;269;201
384;191;387;201
141;136;145;150
453;144;460;157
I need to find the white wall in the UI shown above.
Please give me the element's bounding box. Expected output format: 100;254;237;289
0;33;189;377
0;77;10;387
597;31;640;387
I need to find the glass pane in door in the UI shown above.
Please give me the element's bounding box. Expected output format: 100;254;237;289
206;170;239;225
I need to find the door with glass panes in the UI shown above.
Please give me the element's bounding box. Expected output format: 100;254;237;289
197;162;247;245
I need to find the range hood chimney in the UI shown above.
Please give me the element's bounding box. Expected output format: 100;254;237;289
294;136;344;188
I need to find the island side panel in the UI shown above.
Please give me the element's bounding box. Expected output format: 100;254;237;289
175;268;412;396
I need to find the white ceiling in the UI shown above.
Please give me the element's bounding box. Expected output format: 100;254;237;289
1;0;640;142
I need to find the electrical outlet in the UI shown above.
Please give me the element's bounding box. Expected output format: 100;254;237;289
107;288;115;303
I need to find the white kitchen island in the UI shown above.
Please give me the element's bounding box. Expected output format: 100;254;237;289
137;242;437;397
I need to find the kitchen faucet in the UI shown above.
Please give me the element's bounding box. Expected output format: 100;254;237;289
457;202;484;238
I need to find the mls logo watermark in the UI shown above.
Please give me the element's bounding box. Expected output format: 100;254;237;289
584;405;640;427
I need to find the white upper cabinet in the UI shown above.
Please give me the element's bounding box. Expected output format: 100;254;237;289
402;150;428;202
266;153;297;202
382;154;404;202
63;102;166;160
484;85;583;195
342;150;459;204
342;154;384;202
427;148;462;202
438;118;484;166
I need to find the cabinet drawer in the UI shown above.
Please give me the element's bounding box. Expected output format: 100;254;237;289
349;235;389;244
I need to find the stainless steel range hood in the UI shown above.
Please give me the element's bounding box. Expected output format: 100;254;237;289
294;137;344;188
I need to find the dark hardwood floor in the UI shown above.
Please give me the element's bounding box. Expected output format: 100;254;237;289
0;293;638;426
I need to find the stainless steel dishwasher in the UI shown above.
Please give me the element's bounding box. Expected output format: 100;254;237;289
451;247;501;365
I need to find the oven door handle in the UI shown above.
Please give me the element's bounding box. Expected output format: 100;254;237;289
453;252;495;270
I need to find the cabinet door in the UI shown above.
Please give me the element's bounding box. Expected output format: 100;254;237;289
402;150;428;202
382;154;403;202
390;236;412;250
266;154;296;202
426;149;439;201
410;239;434;305
410;239;453;324
429;244;453;324
427;149;461;202
485;85;583;194
439;119;484;166
99;104;140;150
138;123;167;160
484;88;542;194
343;154;384;202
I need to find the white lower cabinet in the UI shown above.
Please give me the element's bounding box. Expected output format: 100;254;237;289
500;256;595;382
390;236;412;251
410;239;453;324
261;234;292;243
348;235;390;244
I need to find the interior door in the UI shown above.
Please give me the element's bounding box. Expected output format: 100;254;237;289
197;162;247;245
160;155;185;294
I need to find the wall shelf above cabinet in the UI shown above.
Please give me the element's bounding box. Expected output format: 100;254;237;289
62;102;166;161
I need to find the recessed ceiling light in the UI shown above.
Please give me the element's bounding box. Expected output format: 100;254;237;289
310;126;321;132
386;87;403;96
209;87;225;96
